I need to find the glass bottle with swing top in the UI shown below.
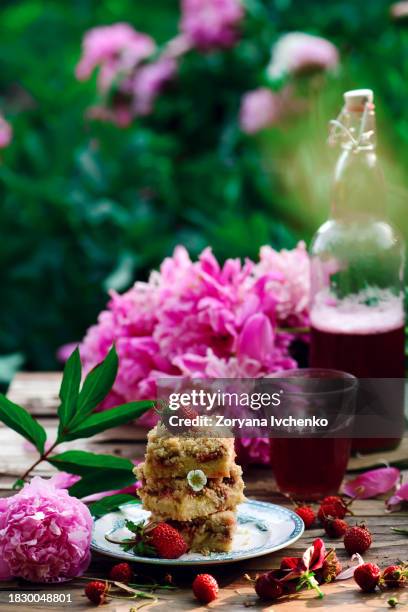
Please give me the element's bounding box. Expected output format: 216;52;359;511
309;89;405;451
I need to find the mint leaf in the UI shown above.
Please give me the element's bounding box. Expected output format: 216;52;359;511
48;450;134;475
70;346;118;428
125;519;145;535
89;494;140;518
58;347;81;434
60;400;153;441
0;394;46;453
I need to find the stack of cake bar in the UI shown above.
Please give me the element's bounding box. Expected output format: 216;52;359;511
135;425;245;553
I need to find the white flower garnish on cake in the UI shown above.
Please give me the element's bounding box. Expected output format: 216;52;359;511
187;469;207;492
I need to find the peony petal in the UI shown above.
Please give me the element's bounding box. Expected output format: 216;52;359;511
49;472;81;490
302;538;326;571
343;467;400;499
336;554;364;580
387;481;408;511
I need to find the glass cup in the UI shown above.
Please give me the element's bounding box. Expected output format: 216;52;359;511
269;368;357;501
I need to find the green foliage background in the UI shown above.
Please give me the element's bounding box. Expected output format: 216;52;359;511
1;0;408;374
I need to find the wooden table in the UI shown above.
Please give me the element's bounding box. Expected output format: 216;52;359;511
0;372;407;611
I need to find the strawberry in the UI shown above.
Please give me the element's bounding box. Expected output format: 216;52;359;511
255;572;284;601
321;495;347;506
354;563;381;592
344;524;372;555
318;499;348;524
294;505;316;529
109;562;133;584
381;564;408;589
85;580;109;605
324;518;348;539
192;574;219;603
149;523;187;559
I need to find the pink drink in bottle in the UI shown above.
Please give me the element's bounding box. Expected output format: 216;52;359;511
309;89;405;452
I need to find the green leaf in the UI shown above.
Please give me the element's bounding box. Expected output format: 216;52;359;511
0;394;46;453
61;400;153;442
69;346;118;428
68;470;137;499
89;494;140;518
391;527;408;536
125;519;145;535
12;478;25;490
58;347;81;433
48;449;134;475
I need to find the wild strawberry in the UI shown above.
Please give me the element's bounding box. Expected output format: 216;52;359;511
324;518;348;539
294;505;316;529
354;563;381;592
318;499;348;524
381;565;408;589
192;574;219;603
344;524;372;555
255;572;284;601
321;495;346;506
85;580;109;605
109;562;133;584
149;523;187;559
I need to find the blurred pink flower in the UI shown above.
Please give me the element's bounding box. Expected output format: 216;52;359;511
132;58;178;116
239;88;284;134
268;32;339;80
180;0;244;51
0;477;92;583
78;243;310;463
76;23;156;92
0;116;12;149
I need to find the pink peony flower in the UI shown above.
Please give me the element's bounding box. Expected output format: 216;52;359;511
78;243;310;463
0;116;12;149
0;477;92;582
180;0;245;51
76;23;156;92
132;58;178;116
268;32;339;80
239;88;284;134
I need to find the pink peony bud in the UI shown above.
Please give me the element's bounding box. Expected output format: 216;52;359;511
240;88;284;134
0;477;92;582
0;116;12;149
238;313;274;363
75;23;156;89
180;0;244;51
268;32;339;80
132;58;177;116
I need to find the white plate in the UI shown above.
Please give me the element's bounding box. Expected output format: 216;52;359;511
91;500;304;566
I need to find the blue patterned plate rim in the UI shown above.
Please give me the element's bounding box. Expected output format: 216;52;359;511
91;499;304;566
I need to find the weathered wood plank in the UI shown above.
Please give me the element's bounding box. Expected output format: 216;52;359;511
0;372;407;611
